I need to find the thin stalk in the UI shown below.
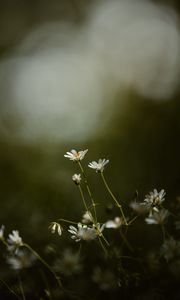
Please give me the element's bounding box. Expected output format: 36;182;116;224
98;237;108;257
78;161;97;223
128;215;139;225
78;185;89;213
119;229;134;253
58;218;77;225
22;243;62;290
0;278;22;300
100;172;127;225
18;275;26;300
100;233;110;246
39;268;52;300
161;225;166;241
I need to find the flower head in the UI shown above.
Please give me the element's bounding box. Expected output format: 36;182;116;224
64;149;88;162
7;230;23;253
129;201;149;215
105;217;123;229
8;230;22;246
161;237;180;262
175;220;180;230
49;222;63;236
68;223;98;242
88;159;109;173
0;225;5;240
53;248;82;276
7;249;36;270
92;267;117;291
141;189;166;214
82;211;93;224
145;209;169;225
72;173;82;185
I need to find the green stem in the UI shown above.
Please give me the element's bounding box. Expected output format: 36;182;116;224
98;237;108;257
100;233;110;246
119;228;134;253
58;218;77;225
100;172;127;225
0;278;22;300
78;185;89;213
18;275;26;300
161;225;166;241
128;215;139;225
22;243;62;290
78;161;97;223
39;268;52;300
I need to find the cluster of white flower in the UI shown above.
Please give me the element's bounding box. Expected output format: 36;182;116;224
64;149;109;173
0;226;36;270
130;189;169;226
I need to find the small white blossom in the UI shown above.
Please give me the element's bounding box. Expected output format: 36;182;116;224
0;225;5;239
82;211;93;224
161;237;180;262
7;249;36;270
105;217;123;229
145;209;169;225
92;267;117;291
53;248;82;276
88;159;109;172
7;230;23;253
68;223;98;242
95;223;105;236
175;220;180;230
72;173;82;185
64;149;88;162
49;222;62;236
129;201;149;215
141;189;166;214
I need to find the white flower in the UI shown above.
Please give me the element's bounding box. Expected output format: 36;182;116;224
53;248;82;276
105;217;123;229
145;209;169;225
8;230;22;246
0;225;5;239
161;237;180;262
64;149;88;162
141;189;166;214
7;230;23;254
88;159;109;172
95;223;105;236
72;173;81;185
68;223;98;242
175;220;180;230
7;249;36;270
92;267;117;291
129;201;149;215
82;211;93;224
49;222;62;236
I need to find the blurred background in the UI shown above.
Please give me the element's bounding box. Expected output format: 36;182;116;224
0;0;180;295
